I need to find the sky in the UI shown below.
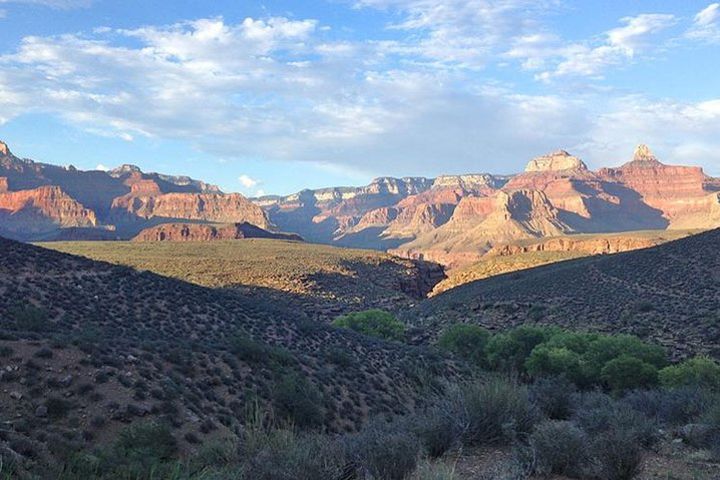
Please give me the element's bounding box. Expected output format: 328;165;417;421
0;1;719;196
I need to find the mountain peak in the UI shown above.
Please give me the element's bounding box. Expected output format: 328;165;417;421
0;141;10;156
525;150;587;172
632;144;659;163
110;164;143;175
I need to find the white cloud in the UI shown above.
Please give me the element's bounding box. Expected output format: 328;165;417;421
95;163;109;171
238;174;260;188
0;9;719;179
529;13;676;81
686;3;720;43
355;0;554;68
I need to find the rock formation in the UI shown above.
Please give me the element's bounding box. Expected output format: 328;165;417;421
524;150;588;172
0;140;271;241
133;222;303;242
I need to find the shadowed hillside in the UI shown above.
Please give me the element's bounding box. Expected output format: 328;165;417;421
0;237;456;470
42;239;446;321
412;228;720;359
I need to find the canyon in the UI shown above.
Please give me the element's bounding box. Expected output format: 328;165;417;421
2;139;719;268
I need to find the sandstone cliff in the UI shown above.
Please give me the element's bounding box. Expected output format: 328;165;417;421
0;141;271;240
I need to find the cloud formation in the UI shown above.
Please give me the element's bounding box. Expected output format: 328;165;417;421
0;3;718;178
687;3;720;43
238;174;260;189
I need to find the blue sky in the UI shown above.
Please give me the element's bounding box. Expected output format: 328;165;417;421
0;0;719;196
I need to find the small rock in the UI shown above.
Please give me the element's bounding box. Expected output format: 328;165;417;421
9;391;22;400
60;374;74;387
35;405;48;417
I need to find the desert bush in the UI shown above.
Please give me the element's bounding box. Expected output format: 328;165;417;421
411;403;462;458
272;373;325;428
529;376;576;420
10;305;49;332
229;334;267;363
572;393;657;448
409;461;457;480
240;426;346;480
0;345;13;358
436;324;489;365
347;417;420;480
46;397;73;419
591;426;644;480
659;356;720;390
333;309;405;341
458;378;537;446
114;422;177;463
621;387;707;425
526;420;589;478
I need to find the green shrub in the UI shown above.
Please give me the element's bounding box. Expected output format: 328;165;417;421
525;346;585;385
229;334;267;363
522;330;666;390
526;420;589;478
114;421;177;463
332;309;405;341
486;325;558;372
659;356;720;390
272;373;325;428
436;324;489;365
600;355;658;392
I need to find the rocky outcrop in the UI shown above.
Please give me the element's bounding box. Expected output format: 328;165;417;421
0;140;272;240
390;189;571;268
524;150;588;172
133;222;303;242
488;231;693;256
0;186;97;239
111;192;270;233
597;145;714;226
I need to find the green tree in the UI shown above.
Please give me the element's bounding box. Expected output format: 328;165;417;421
659;356;720;390
486;325;559;372
600;354;658;391
437;324;490;365
333;309;405;341
525;346;585;385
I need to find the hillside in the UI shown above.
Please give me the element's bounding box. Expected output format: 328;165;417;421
411;228;720;359
0;237;457;471
430;229;698;294
42;239;446;321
